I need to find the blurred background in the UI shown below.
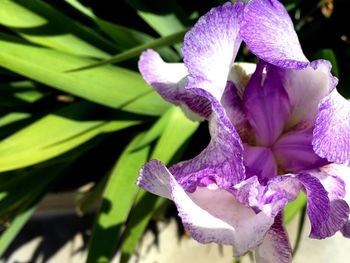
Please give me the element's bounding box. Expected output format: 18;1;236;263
0;0;349;262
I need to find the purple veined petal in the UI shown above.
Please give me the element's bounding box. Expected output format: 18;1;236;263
243;63;291;146
240;0;308;69
273;127;328;173
171;88;245;190
255;214;292;263
138;49;211;119
243;144;278;184
307;169;350;238
234;176;301;219
313;89;350;164
182;1;244;101
281;60;338;128
320;164;350;237
137;160;274;256
259;175;302;218
296;173;333;239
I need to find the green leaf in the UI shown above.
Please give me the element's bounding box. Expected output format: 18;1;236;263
76;176;108;216
0;102;140;172
119;191;161;263
86;132;150;263
0;204;37;257
64;0;179;61
131;107;174;151
0;32;170;116
126;0;188;52
0;112;31;128
0;0;117;58
151;107;199;163
67;29;187;72
119;107;199;263
283;191;307;224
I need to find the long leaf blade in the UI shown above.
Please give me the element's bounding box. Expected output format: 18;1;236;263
86;132;150;263
0;32;169;116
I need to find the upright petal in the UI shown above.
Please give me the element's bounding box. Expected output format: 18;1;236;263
139;49;211;119
137;160;274;256
182;2;244;100
313;89;350;164
240;0;308;69
255;214;292;263
243;63;291;146
281;60;337;128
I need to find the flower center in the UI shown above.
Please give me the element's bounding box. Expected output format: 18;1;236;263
223;72;327;184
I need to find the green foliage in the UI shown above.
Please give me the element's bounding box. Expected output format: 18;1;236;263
0;0;349;262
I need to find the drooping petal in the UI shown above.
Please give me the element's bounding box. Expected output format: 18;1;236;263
255;214;292;263
243;145;278;184
243;63;291;146
296;173;333;239
240;0;308;69
182;1;244;100
307;169;350;238
313;89;350;164
138;49;211;119
137;160;274;256
320;164;350;237
273;127;328;173
171;88;245;190
281;60;337;128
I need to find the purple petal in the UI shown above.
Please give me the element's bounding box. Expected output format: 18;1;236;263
281;60;337;128
320;164;350;237
138;49;211;119
240;0;308;69
308;169;350;238
255;214;292;263
297;173;335;239
234;176;301;219
171;88;245;190
137;160;274;256
182;2;244;100
313;89;350;164
273;127;328;173
137;160;173;199
243;144;278;184
243;63;291;146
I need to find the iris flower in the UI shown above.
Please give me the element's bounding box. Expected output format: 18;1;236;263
137;0;350;262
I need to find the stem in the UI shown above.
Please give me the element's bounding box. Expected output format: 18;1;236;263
292;205;307;257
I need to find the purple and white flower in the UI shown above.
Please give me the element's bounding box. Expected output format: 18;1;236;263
137;0;350;262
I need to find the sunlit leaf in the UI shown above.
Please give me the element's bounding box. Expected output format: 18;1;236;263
0;102;140;172
0;204;37;257
67;29;187;72
0;0;117;58
86;132;150;263
283;191;307;224
0;32;170;116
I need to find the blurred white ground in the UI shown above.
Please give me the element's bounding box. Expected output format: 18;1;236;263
3;192;350;263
